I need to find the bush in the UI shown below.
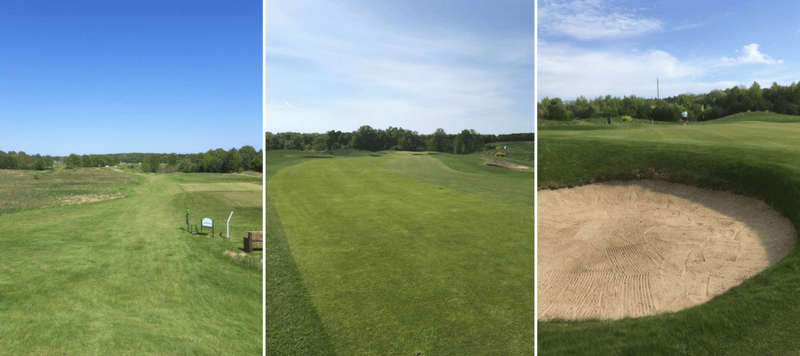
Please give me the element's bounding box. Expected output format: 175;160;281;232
495;152;506;157
485;144;497;150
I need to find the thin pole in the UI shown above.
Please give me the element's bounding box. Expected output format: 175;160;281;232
227;211;233;239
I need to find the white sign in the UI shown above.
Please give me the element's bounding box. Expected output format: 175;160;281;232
202;217;213;227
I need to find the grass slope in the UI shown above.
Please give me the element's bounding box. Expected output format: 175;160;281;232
267;151;533;355
538;112;800;355
0;169;262;355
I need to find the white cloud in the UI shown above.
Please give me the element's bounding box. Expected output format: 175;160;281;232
538;43;705;100
720;43;783;65
538;0;662;40
263;0;531;132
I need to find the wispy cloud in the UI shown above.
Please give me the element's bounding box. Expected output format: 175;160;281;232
538;0;662;40
263;1;532;133
720;43;783;66
538;42;705;99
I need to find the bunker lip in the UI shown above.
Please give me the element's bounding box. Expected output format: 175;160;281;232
538;180;796;321
301;155;334;158
484;158;529;170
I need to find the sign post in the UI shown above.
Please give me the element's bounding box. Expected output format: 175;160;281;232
186;208;190;231
201;217;213;237
226;211;233;239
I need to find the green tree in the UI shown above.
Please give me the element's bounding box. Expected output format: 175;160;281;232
223;148;243;173
454;134;464;154
168;153;178;168
251;157;263;172
142;154;160;173
179;158;192;173
33;154;47;170
549;104;570;121
0;151;13;169
467;129;483;153
426;128;448;152
313;135;327;151
238;145;257;170
64;154;81;169
351;125;380;151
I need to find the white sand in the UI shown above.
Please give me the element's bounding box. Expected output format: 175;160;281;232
538;180;796;320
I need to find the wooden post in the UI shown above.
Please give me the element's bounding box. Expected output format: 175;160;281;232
244;231;262;253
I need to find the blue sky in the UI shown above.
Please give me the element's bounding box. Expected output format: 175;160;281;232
538;0;800;101
263;0;534;136
0;1;260;156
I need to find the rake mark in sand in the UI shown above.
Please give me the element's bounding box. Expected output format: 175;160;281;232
538;180;796;320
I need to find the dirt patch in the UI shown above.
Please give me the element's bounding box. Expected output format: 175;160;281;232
538;180;796;320
223;250;248;259
60;193;126;206
484;158;529;170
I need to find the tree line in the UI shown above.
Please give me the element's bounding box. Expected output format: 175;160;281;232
139;146;262;173
0;151;55;170
539;81;800;122
265;126;535;154
1;146;262;174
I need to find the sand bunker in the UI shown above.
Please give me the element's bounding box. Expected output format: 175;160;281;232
538;180;796;320
484;158;530;170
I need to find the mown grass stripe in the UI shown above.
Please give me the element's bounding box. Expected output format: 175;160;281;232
270;152;534;355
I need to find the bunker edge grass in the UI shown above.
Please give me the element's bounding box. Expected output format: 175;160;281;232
538;113;800;355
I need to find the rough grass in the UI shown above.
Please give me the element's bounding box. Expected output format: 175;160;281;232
0;167;140;214
538;112;800;355
267;151;533;355
0;169;262;355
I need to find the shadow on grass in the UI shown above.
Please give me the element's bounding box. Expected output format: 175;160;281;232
266;198;337;356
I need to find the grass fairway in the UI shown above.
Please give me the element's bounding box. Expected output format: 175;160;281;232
538;114;800;355
0;168;262;355
267;150;534;355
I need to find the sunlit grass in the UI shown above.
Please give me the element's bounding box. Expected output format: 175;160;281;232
538;112;800;355
267;149;534;355
0;168;262;355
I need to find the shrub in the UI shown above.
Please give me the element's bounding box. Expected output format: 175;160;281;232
485;144;497;150
495;152;506;157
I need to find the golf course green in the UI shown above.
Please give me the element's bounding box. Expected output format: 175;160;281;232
0;167;262;355
538;113;800;355
267;148;534;355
